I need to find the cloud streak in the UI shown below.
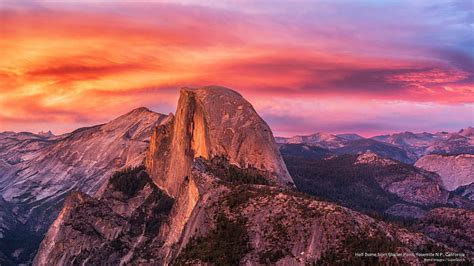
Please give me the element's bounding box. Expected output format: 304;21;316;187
0;1;472;135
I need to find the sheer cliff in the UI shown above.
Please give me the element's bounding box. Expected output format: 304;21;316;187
0;108;167;264
34;86;461;265
146;86;293;198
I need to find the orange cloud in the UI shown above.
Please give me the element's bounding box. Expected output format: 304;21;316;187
0;4;472;135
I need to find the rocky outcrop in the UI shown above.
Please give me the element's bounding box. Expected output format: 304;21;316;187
285;150;450;211
453;183;474;201
33;87;471;265
0;108;167;264
415;154;474;191
174;168;444;265
354;152;450;207
146;86;293;197
34;86;295;265
34;159;447;265
34;167;174;265
144;86;294;261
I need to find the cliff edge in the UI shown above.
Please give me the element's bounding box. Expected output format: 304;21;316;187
146;86;293;198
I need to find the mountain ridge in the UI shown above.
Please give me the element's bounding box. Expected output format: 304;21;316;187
0;107;168;264
1;93;472;264
33;86;459;265
276;126;474;163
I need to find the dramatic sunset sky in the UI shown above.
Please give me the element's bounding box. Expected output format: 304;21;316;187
1;0;473;136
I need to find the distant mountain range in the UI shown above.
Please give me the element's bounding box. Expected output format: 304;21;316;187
276;127;474;162
280;148;474;257
0;87;472;264
0;108;169;264
32;87;472;265
281;149;472;215
275;128;474;196
277;127;474;260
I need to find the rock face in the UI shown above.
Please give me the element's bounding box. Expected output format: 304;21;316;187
33;167;174;266
146;86;293;197
415;154;474;191
281;150;457;219
144;86;294;261
355;153;449;207
453;183;474;201
34;159;444;265
0;132;54;168
174;169;441;265
0;108;167;264
35;86;469;265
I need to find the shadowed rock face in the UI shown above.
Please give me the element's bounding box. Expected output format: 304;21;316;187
33;167;175;266
33;86;297;265
173;164;443;266
0;108;167;264
415;154;474;191
1;108;167;224
146;86;293;198
144;86;295;262
33;87;469;265
453;183;474;201
33;160;445;265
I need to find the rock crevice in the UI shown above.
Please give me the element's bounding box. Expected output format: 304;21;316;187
146;86;293;198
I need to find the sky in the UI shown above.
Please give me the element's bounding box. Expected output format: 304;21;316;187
1;0;473;137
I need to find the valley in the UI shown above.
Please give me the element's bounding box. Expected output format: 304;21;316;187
0;87;472;265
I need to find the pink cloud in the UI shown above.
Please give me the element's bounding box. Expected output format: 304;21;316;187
0;2;472;135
